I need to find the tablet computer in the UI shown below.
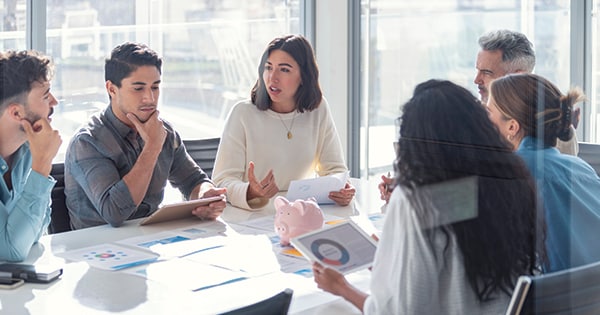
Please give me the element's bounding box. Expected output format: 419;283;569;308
290;220;378;274
140;195;224;226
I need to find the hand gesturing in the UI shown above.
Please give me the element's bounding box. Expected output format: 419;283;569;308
246;161;279;200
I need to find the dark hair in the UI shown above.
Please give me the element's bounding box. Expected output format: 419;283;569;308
105;42;162;89
0;50;53;112
396;79;543;301
478;29;535;73
251;34;322;112
490;73;585;147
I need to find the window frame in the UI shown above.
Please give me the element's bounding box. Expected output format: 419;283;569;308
21;0;599;177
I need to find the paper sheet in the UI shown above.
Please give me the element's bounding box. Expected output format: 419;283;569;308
286;172;349;204
57;244;159;271
126;259;247;291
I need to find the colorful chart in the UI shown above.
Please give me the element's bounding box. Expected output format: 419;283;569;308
291;221;377;275
310;239;350;266
58;244;159;271
83;249;127;261
138;235;190;248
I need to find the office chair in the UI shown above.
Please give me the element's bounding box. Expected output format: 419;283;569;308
505;260;600;315
578;142;600;176
48;163;72;234
218;288;293;315
182;137;220;179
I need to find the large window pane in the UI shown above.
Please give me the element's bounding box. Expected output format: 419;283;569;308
360;0;571;178
47;0;300;161
593;0;600;141
0;0;26;50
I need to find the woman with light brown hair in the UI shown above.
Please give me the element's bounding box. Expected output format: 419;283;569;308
487;73;600;273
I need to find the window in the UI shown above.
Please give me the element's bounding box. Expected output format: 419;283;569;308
4;0;300;162
360;0;572;178
0;0;26;50
593;0;600;141
2;1;598;174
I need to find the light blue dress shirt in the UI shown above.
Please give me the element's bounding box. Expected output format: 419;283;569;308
0;143;54;262
517;137;600;272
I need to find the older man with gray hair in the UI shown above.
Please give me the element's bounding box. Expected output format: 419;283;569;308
474;29;578;155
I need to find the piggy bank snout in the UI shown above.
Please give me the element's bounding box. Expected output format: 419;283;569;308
274;199;324;246
275;221;289;233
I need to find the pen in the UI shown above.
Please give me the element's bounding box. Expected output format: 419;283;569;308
385;172;393;192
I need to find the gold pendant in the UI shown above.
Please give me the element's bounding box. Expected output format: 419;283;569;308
287;131;293;139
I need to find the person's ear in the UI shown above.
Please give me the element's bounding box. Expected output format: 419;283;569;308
5;103;24;122
106;80;118;98
508;118;521;138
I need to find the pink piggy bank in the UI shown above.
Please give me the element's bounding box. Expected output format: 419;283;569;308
274;196;324;246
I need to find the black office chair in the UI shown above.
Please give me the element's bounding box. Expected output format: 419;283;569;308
48;163;72;234
182;137;220;179
218;288;293;315
578;142;600;176
506;260;600;315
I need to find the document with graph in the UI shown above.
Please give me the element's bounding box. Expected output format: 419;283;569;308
286;172;349;204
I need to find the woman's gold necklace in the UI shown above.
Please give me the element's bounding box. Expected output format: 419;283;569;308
277;112;297;140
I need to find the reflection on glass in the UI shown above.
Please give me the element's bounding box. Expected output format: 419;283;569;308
0;0;26;50
43;0;300;161
593;0;599;141
361;0;571;178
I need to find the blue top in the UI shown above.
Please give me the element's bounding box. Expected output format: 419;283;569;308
64;105;211;229
517;137;600;272
0;143;54;262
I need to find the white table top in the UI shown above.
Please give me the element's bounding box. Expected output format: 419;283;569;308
0;178;384;315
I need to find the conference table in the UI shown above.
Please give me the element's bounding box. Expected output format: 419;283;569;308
0;178;385;315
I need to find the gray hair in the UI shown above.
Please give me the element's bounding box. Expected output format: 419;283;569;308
478;29;535;73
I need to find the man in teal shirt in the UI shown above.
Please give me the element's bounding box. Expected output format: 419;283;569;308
0;50;62;261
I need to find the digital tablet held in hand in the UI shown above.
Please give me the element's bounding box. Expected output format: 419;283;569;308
290;220;378;275
140;195;225;226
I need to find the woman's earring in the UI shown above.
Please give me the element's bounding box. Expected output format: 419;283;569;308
507;134;513;141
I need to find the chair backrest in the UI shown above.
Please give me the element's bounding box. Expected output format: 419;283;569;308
578;142;600;176
506;260;600;315
218;288;293;315
48;163;72;234
182;137;220;179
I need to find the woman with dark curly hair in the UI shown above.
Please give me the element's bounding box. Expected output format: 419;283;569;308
487;73;600;272
312;79;542;314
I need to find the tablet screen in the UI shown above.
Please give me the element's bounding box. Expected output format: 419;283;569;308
291;220;377;274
